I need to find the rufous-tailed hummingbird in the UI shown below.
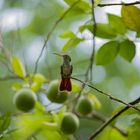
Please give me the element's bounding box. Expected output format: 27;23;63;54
53;53;73;91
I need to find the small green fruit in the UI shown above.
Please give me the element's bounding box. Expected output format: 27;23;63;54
61;113;79;134
76;97;93;115
14;88;37;112
47;80;68;103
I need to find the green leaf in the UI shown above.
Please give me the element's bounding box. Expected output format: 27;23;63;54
108;13;127;34
64;0;91;12
119;40;136;62
96;41;119;65
136;32;140;38
35;101;46;113
0;112;11;133
72;80;81;93
33;73;46;83
62;38;83;52
121;5;140;33
77;0;91;12
11;56;26;78
31;82;41;92
12;82;23;91
59;31;75;39
80;23;117;39
128;116;140;140
94;0;102;7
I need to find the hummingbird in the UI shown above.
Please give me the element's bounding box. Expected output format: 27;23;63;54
53;53;73;91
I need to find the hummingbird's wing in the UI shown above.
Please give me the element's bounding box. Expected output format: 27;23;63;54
60;65;63;75
70;65;73;75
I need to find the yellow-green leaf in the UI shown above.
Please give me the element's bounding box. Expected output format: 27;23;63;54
59;31;75;39
11;56;26;78
72;81;81;93
33;73;46;83
31;82;41;92
121;5;140;33
94;0;102;7
62;38;83;52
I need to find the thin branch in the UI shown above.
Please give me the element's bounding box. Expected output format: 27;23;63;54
77;0;96;98
89;97;140;140
85;0;96;82
33;0;80;74
98;1;140;7
0;75;20;81
71;77;140;112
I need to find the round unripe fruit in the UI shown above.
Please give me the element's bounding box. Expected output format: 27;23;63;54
14;89;37;112
47;80;68;103
75;97;93;115
61;113;79;134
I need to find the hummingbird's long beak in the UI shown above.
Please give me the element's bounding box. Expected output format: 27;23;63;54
53;53;63;57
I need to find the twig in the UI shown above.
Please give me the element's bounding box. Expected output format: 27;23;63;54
0;75;20;81
98;1;140;7
71;77;140;112
33;0;80;74
89;0;96;81
89;97;140;140
77;0;96;98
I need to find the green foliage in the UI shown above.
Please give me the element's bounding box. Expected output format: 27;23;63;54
80;23;117;39
98;127;127;140
59;31;76;38
11;56;26;78
1;0;140;140
64;0;91;13
128;116;140;140
108;13;127;35
72;80;81;93
60;31;84;52
0;113;11;134
32;73;47;83
94;0;102;7
119;40;136;62
96;41;119;65
122;5;140;33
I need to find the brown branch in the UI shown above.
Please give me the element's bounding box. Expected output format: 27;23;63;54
71;77;140;112
98;1;140;7
33;0;80;74
89;97;140;140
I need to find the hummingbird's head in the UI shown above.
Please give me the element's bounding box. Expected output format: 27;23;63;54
53;53;71;62
63;55;71;62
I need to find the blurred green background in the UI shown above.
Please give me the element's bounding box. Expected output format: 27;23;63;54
0;0;140;140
